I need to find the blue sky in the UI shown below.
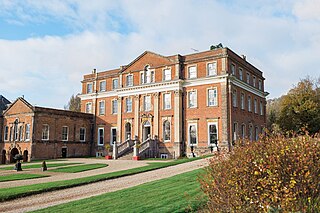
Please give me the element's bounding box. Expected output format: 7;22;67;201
0;0;319;108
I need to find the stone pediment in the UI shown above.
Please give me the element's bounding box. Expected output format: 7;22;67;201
121;51;174;74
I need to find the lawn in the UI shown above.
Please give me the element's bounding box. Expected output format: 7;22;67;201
33;169;207;213
0;156;210;202
0;174;49;182
49;164;107;173
0;163;82;170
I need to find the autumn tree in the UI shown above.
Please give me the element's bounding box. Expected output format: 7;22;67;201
278;77;320;135
266;97;282;132
64;94;81;112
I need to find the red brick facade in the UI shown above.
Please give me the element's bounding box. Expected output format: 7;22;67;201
79;47;268;158
0;98;93;163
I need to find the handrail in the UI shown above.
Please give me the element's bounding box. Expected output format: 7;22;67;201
117;139;134;157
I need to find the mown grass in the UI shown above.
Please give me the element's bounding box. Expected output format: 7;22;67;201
0;163;82;170
49;164;107;173
0;174;49;182
0;156;209;202
33;169;207;213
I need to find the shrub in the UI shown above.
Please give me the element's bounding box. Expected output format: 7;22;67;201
199;134;320;212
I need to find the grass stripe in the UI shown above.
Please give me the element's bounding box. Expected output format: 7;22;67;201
0;156;209;202
33;169;207;213
0;174;49;182
0;163;82;170
49;164;107;173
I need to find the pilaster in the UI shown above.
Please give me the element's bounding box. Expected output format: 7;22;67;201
173;89;182;158
134;95;140;137
117;97;122;143
153;92;159;137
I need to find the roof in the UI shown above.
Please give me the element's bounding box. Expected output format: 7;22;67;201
0;95;11;114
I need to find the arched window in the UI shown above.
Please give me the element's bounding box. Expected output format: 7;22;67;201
163;121;170;141
125;123;131;140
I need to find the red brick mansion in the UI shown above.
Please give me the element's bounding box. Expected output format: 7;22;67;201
79;46;268;158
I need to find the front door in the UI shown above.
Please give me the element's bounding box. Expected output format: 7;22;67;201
62;148;67;158
143;121;151;142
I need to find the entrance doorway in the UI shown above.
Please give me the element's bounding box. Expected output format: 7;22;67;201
23;150;28;162
62;148;67;158
1;150;6;164
111;127;117;145
10;148;19;163
143;121;151;142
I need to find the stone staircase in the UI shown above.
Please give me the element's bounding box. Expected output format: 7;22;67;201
118;151;134;160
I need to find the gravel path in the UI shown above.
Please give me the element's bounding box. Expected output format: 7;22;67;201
0;158;209;213
0;158;149;188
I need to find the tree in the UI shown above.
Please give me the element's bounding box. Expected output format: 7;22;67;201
278;77;320;135
266;97;282;132
64;94;81;112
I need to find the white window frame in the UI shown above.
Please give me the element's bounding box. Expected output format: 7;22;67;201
248;96;252;112
80;127;86;142
163;93;171;110
62;126;68;141
163;68;171;81
4;126;8;141
231;63;236;75
207;62;217;76
246;72;250;84
232;89;237;107
144;95;151;111
25;124;30;141
97;127;104;146
207;88;218;106
188;123;198;146
110;127;117;145
260;101;264;115
254;98;258;114
86;83;93;94
42;124;49;140
255;126;259;141
19;125;23;141
112;78;119;90
163;120;171;142
126;74;133;87
85;102;92;113
241;124;246;139
239;68;243;80
126;97;132;112
233;122;238;142
253;76;256;87
112;99;118;114
99;100;105;115
241;93;245;110
258;80;262;90
188;65;197;79
99;80;106;92
207;122;218;146
188;90;197;108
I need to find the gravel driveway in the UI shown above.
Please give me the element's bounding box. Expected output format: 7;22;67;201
0;158;209;213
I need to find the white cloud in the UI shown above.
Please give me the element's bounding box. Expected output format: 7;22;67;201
0;0;319;107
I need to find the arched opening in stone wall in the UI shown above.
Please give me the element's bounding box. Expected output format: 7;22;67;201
10;148;19;163
23;150;28;162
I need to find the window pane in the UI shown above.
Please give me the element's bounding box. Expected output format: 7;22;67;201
87;83;93;93
189;91;196;108
164;93;171;109
207;62;217;76
126;75;133;86
126;98;132;112
164;69;171;81
188;66;197;78
163;121;170;141
80;128;85;141
144;96;151;111
112;100;118;114
113;79;118;89
62;127;68;141
98;128;104;145
99;101;105;115
99;81;106;92
209;124;217;144
189;125;197;144
208;89;217;106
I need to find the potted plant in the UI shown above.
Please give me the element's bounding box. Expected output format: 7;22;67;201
105;144;112;159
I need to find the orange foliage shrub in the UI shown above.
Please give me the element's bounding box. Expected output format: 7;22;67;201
199;134;320;212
